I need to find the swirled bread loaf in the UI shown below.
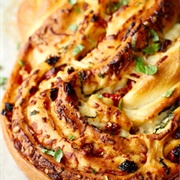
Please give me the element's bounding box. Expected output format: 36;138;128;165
1;0;180;179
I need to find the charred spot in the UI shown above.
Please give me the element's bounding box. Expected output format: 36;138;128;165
118;160;138;173
45;68;56;79
159;39;172;52
2;103;14;116
5;102;14;112
78;71;88;82
156;55;168;66
45;56;60;66
130;126;139;134
14;139;22;151
64;82;76;96
1;109;7;116
67;67;75;74
20;98;26;106
29;86;38;95
159;158;170;175
168;145;180;164
82;143;93;156
122;22;135;41
105;122;121;135
93;148;104;157
39;157;54;169
174;126;180;139
78;71;88;94
106;34;117;40
108;54;123;74
50;88;59;101
48;173;62;180
100;135;115;145
91;14;99;22
92;125;102;133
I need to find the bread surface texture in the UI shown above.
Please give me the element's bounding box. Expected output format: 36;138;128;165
1;0;180;179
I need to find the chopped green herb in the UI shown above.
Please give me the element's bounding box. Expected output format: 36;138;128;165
72;44;84;56
143;43;160;55
68;135;75;141
98;73;105;78
84;115;97;118
74;6;81;13
30;110;39;116
106;0;129;14
42;148;63;162
91;168;97;174
154;113;173;133
118;98;123;110
150;29;159;42
131;34;137;50
162;88;175;98
68;24;78;31
0;77;7;87
0;65;3;70
18;60;25;67
58;45;69;54
42;148;55;156
17;42;21;50
54;149;63;163
121;0;129;5
135;57;157;75
135;1;142;6
68;0;77;5
97;94;103;99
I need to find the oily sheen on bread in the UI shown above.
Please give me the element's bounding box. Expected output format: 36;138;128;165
1;0;180;179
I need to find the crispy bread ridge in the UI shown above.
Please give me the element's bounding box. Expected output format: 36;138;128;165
1;0;180;180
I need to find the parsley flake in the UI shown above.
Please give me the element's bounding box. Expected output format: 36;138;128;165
162;88;175;98
42;148;63;163
42;148;55;156
135;1;142;6
143;43;160;55
30;110;39;116
0;77;7;87
106;0;129;14
131;34;137;50
118;98;123;110
72;44;84;56
68;24;78;31
68;0;77;5
154;113;173;133
19;60;25;67
150;29;159;42
68;135;75;141
74;6;81;13
98;73;105;78
135;57;157;75
17;42;21;50
54;149;63;163
91;168;97;174
97;94;103;99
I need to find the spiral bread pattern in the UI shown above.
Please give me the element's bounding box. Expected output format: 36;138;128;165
1;0;180;179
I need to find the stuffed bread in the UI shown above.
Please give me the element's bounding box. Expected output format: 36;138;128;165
1;0;180;179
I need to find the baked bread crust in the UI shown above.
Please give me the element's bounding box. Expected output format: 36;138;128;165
1;0;180;179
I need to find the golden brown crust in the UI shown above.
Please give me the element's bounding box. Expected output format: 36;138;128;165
1;0;180;179
17;0;67;42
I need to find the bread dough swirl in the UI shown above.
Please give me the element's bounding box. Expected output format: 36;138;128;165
1;0;180;179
